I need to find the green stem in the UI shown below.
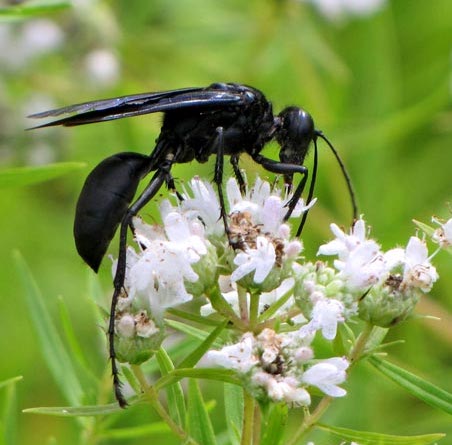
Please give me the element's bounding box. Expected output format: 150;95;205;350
249;291;260;330
287;396;332;445
238;284;249;321
287;322;375;444
131;365;198;444
348;322;374;367
207;285;247;330
241;390;255;445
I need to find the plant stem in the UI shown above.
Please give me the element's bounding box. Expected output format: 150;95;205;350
208;285;247;330
348;322;374;367
131;365;197;444
286;396;332;445
241;390;255;445
249;291;260;330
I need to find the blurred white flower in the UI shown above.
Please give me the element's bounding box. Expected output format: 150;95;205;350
0;20;63;70
302;0;386;21
84;49;120;86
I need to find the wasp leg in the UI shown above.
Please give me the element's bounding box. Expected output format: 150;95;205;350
230;154;246;195
252;154;310;235
109;157;175;407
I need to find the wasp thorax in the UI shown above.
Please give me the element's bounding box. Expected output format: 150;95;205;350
276;107;315;165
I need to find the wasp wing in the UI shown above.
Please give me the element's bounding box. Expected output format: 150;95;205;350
28;88;246;128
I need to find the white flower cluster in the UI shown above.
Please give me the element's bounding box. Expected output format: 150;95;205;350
112;176;441;371
118;176;313;316
319;219;438;294
204;328;348;406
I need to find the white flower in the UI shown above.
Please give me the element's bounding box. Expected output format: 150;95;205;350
203;333;258;373
318;219;370;260
432;217;452;248
334;241;386;290
252;372;311;406
118;212;208;318
116;314;136;338
402;237;438;292
227;176;315;237
300;298;345;340
318;219;389;290
232;236;276;283
302;357;349;397
178;177;223;236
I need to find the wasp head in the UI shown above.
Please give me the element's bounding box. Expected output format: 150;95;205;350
276;107;315;166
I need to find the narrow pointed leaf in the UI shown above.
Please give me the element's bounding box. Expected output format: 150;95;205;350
1;378;20;445
166;319;224;349
156;348;186;427
369;356;452;414
187;379;217;445
178;319;228;369
23;402;126;417
0;377;22;391
99;421;170;439
156;368;240;391
0;162;84;188
317;424;445;445
261;403;288;445
14;252;83;406
224;383;243;445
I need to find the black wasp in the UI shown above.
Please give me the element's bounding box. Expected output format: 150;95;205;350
30;82;358;407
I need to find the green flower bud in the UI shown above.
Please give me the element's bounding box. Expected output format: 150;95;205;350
358;274;421;327
115;310;165;364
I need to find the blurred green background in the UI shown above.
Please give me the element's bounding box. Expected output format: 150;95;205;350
0;0;451;444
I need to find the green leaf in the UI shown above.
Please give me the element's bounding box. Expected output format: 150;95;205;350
187;379;217;445
223;383;243;445
156;348;186;427
261;403;288;445
22;401;128;417
99;422;170;439
166;319;224;349
369;356;452;415
0;163;85;188
0;0;69;20
167;308;223;327
1;377;21;445
14;252;84;407
317;424;445;445
0;377;23;391
412;219;436;238
178;320;228;369
156;368;241;391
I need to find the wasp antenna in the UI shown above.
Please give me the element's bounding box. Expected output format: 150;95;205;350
296;137;318;237
315;131;358;223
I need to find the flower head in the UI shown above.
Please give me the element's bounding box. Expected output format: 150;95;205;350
432;217;452;248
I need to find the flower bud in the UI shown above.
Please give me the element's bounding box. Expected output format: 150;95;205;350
115;310;165;364
358;275;420;327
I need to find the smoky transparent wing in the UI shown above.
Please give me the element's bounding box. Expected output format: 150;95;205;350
28;88;246;128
